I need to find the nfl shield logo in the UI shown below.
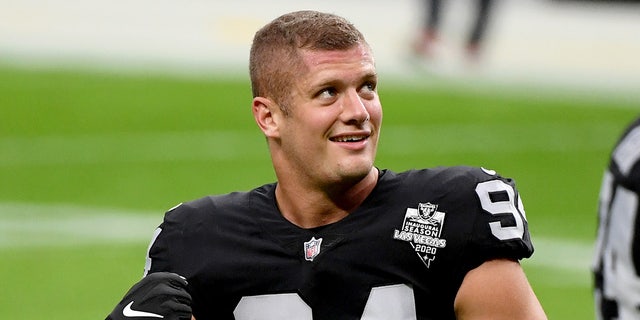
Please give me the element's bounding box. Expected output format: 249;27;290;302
304;237;323;261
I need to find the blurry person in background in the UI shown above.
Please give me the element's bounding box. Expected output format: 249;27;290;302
413;0;495;63
593;116;640;320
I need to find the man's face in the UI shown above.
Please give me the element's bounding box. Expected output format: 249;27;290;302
275;43;382;187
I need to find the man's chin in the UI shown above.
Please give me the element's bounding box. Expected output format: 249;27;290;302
335;162;374;182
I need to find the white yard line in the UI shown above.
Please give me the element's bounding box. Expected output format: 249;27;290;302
0;202;161;247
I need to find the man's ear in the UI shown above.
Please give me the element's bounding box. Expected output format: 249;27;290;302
252;97;281;138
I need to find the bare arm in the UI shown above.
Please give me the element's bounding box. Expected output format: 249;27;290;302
454;259;547;320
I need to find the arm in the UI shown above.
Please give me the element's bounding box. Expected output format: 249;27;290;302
454;259;547;320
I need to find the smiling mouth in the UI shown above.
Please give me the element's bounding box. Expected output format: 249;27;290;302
330;135;368;142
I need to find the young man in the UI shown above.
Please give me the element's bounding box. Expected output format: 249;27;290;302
107;10;547;320
593;117;640;320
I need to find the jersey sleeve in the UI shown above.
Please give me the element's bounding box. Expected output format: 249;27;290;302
465;167;534;264
143;200;202;277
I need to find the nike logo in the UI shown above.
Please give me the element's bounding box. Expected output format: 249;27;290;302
123;301;164;318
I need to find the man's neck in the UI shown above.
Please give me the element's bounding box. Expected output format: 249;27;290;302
275;168;378;229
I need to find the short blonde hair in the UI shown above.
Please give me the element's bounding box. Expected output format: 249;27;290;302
249;11;368;113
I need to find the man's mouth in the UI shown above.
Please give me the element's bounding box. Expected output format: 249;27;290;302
330;135;368;142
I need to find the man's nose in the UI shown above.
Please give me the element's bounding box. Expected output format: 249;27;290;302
341;89;369;124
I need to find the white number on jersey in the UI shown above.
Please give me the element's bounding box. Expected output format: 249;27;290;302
475;180;526;241
233;284;416;320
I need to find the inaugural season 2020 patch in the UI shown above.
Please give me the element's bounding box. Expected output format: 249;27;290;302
393;202;447;268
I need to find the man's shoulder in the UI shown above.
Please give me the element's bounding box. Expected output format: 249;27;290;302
163;182;277;222
389;166;504;188
380;165;534;268
380;165;520;219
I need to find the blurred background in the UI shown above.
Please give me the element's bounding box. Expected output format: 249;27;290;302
1;0;639;319
2;0;640;91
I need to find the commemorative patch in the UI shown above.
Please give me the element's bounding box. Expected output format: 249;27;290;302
393;202;447;268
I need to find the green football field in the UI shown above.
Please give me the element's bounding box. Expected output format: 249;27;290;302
1;64;638;319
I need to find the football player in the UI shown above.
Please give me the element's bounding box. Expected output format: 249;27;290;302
107;10;547;320
594;116;640;320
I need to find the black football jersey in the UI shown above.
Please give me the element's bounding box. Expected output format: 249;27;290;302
145;166;534;320
594;117;640;320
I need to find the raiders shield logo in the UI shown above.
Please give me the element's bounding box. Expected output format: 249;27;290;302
418;202;439;222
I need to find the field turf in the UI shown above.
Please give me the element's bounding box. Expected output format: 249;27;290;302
1;64;638;319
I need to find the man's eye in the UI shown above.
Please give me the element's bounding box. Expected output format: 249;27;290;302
362;81;376;92
318;88;337;99
359;82;377;99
